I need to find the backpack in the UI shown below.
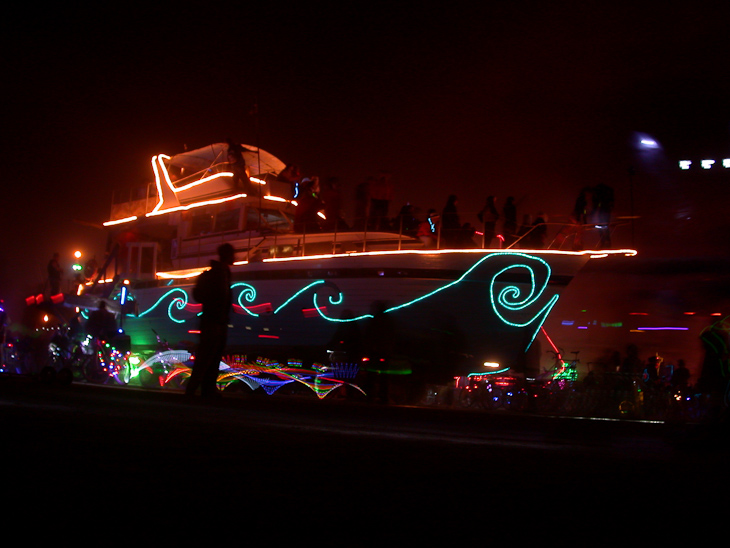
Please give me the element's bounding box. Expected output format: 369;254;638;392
192;269;213;304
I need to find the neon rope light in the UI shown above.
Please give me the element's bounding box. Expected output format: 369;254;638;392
146;192;248;216
309;252;558;351
150;154;236;214
261;247;638;265
137;288;191;324
104;216;138;226
232;282;261;317
273;280;326;314
132;252;604;358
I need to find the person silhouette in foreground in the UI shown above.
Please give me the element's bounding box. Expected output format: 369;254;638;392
187;243;234;400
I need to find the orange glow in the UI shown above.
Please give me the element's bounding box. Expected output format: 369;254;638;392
103;216;138;226
146;192;248;216
152;247;638;281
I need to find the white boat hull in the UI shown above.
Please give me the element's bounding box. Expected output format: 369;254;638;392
122;250;591;380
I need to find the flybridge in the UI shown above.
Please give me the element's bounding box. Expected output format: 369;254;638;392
105;143;290;226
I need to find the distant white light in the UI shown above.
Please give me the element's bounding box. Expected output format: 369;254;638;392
679;160;692;170
701;159;715;169
724;159;730;168
640;139;658;148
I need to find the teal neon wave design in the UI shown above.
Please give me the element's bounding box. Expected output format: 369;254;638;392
273;280;325;314
232;282;260;317
134;253;559;352
137;288;190;324
311;252;557;351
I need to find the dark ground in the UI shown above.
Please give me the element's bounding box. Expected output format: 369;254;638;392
2;374;727;544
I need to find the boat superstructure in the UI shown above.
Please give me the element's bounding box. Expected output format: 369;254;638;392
74;143;636;382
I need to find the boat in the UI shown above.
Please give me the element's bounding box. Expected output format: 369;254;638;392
68;142;637;390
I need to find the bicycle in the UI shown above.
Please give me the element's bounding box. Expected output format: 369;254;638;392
132;330;193;389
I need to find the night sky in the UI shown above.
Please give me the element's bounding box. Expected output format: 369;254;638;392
2;2;729;306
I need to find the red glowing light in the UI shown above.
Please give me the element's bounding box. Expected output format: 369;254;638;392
301;306;327;318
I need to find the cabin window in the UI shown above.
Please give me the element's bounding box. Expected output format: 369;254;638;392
214;209;240;233
190;212;214;236
246;207;291;230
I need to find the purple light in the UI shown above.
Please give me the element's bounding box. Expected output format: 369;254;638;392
637;327;689;331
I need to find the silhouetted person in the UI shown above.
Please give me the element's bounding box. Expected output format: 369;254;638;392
417;209;439;248
364;301;396;404
396;203;419;236
670;359;690;391
528;213;547;248
441;194;462;248
320;177;348;232
47;252;62;295
502;196;517;247
368;170;393;231
554;187;591;250
85;301;117;341
278;164;302;200
293;177;323;233
698;323;729;397
478;196;499;248
187;243;234;399
592;182;614;248
644;355;660;384
227;138;251;195
353;177;372;230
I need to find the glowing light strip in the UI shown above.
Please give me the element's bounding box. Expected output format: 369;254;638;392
136;288;190;324
273;281;325;314
262;247;638;264
232;282;260;317
174;171;234;192
146;192;248;216
152;247;637;280
137;253;621;357
156;268;206;279
310;252;559;351
104;216;138;226
147;153;246;216
636;327;689;331
467;368;511;377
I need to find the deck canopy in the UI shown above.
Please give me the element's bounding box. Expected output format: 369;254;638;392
165;143;286;177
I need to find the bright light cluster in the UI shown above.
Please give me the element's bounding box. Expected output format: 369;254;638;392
679;158;730;170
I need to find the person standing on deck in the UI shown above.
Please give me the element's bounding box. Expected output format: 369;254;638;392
368;170;393;231
47;253;62;296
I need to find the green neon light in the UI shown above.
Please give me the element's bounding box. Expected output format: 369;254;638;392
467;368;511;377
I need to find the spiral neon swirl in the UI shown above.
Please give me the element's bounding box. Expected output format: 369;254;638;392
137;288;191;324
232;282;260;316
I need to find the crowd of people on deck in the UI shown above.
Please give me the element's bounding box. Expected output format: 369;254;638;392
272;163;615;251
